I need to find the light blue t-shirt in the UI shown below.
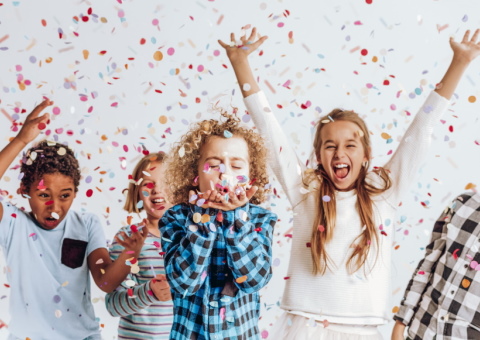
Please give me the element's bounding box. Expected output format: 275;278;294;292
0;201;106;340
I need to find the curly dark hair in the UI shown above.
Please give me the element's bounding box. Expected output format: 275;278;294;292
166;108;269;205
20;140;81;192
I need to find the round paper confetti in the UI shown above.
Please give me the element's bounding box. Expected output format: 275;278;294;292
468;96;476;103
235;275;247;284
192;213;202;223
189;224;199;232
153;51;163;61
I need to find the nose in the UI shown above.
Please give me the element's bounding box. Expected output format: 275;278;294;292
152;182;162;195
334;147;346;159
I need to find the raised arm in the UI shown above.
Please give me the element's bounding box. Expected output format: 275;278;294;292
88;223;148;293
219;27;307;208
0;100;52;221
383;29;480;203
222;205;276;293
434;29;480;100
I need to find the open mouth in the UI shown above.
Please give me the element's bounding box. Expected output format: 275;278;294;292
333;163;350;179
151;198;166;210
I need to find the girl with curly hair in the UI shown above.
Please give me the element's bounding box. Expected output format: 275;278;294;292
106;152;174;339
159;109;278;339
220;27;480;339
0;100;147;340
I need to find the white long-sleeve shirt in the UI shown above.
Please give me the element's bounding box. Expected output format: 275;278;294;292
244;91;449;325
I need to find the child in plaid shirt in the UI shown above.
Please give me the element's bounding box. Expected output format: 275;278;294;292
159;109;277;339
393;192;480;340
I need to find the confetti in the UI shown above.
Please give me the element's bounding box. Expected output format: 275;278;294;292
236;275;247;283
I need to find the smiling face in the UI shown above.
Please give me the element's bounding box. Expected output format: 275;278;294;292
138;162;172;222
317;120;368;191
24;172;76;230
196;135;250;194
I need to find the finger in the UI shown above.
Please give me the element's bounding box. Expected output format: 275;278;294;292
462;30;470;43
245;185;258;200
248;27;257;42
155;274;167;280
27;99;54;121
471;29;480;43
218;39;229;49
230;32;236;45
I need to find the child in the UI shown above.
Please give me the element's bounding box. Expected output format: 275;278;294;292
0;100;147;340
105;152;174;339
392;192;480;340
159;110;278;339
219;27;480;339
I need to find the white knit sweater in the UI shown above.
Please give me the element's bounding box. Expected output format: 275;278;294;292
244;91;449;325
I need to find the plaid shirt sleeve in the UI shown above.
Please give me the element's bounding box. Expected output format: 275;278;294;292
394;200;454;325
160;203;217;296
223;204;277;294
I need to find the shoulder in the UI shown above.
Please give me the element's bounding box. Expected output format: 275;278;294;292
450;192;480;212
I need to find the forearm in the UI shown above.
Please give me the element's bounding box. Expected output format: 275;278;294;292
0;137;27;180
229;57;260;97
391;320;407;340
435;55;472;100
163;231;215;295
105;281;157;317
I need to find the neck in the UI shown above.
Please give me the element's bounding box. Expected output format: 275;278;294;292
146;218;160;237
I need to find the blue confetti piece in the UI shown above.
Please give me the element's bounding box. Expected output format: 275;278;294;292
224;130;233;138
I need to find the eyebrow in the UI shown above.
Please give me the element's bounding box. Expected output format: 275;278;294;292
204;156;247;162
34;188;74;192
324;139;358;144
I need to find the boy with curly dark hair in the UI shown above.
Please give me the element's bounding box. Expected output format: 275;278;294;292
0;100;147;340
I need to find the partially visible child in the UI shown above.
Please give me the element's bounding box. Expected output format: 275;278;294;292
106;152;174;339
393;192;480;340
0;100;147;340
159;110;277;339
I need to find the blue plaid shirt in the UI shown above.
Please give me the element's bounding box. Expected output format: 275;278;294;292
159;202;277;340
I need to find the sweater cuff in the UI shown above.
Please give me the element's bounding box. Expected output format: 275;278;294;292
138;280;159;304
393;305;415;326
244;91;270;113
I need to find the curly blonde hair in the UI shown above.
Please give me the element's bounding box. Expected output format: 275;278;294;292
166;109;269;205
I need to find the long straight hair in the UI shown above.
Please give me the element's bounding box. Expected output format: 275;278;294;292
309;109;391;275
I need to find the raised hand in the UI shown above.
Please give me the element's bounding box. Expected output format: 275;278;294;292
218;26;268;65
450;29;480;63
16;99;53;146
115;223;148;254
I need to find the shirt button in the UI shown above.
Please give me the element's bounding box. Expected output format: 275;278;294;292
451;290;455;294
464;264;468;269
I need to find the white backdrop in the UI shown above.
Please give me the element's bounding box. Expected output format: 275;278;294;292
1;0;480;339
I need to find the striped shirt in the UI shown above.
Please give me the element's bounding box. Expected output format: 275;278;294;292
394;192;480;340
105;225;174;339
160;202;277;340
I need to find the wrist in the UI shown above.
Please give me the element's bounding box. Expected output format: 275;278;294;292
451;54;472;66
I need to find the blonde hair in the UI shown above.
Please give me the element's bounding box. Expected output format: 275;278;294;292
308;109;391;275
166;109;269;205
123;152;166;213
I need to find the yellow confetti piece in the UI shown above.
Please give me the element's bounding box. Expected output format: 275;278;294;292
381;132;391;140
201;214;210;223
159;115;168;124
131;264;140;274
465;183;476;190
462;278;471;288
61;281;69;287
100;17;108;23
372;56;378;62
468;96;476;103
100;268;105;274
392;306;399;313
153;51;163;61
193;213;202;223
83;49;89;60
45;57;53;63
236;275;247;284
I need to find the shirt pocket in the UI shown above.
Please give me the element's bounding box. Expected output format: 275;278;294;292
61;238;88;269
